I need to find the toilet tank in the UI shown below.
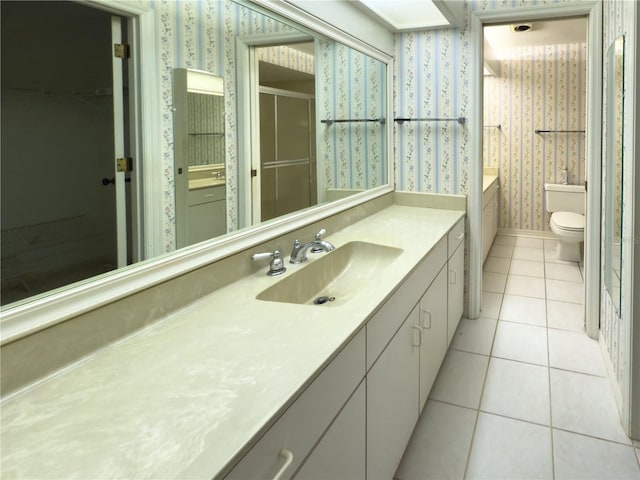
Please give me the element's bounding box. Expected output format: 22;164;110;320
544;183;585;214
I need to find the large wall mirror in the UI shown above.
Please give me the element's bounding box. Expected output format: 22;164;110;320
0;0;389;312
603;35;624;316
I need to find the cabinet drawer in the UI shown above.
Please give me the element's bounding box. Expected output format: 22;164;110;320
188;185;225;206
447;218;465;258
226;328;365;480
294;382;365;479
366;237;446;371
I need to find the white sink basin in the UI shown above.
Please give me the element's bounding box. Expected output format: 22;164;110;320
256;241;403;306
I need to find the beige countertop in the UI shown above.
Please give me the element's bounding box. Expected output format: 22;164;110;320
1;204;464;479
483;174;498;193
189;178;226;190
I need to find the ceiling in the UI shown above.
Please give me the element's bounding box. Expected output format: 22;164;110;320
484;17;588;61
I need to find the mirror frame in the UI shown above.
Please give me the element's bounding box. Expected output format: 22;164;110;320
0;0;394;344
603;34;624;316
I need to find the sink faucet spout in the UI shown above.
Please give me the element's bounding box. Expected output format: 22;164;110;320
290;229;335;264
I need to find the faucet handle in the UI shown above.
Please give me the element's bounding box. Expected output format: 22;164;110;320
311;229;328;253
252;250;286;276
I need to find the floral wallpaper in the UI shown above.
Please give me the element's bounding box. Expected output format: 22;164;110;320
188;93;225;166
316;39;387;195
394;29;470;195
483;43;587;232
257;45;315;75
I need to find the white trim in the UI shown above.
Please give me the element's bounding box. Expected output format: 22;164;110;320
584;4;603;340
111;16;128;268
136;10;163;259
258;85;315;100
470;1;602;329
469;13;483;319
247;0;393;65
627;0;640;441
496;228;556;240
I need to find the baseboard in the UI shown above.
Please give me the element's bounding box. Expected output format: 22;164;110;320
497;227;556;239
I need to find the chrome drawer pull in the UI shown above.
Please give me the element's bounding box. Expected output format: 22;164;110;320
273;449;294;480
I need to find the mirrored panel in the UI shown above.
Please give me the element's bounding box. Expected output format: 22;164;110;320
603;35;624;315
0;0;388;309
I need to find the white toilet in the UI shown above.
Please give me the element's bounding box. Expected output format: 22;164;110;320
544;183;585;262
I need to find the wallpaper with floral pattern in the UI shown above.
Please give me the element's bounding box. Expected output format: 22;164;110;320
483;43;587;232
316;39;387;195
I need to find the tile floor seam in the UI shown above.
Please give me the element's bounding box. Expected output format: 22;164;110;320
476;408;553;429
548;364;608;379
551;425;639;449
544;272;557;480
461;303;500;480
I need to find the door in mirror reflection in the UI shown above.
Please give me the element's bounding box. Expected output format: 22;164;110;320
259;91;316;221
0;1;133;306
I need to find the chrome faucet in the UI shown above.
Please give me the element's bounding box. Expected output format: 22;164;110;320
290;229;335;264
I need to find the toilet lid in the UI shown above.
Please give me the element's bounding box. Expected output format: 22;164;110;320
551;212;585;231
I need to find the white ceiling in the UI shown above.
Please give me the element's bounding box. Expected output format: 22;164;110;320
484;17;588;61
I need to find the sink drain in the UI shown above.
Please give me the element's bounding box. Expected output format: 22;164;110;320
313;296;336;305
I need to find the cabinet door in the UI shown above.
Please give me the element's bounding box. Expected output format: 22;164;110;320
482;201;493;263
188;198;226;244
447;243;464;345
295;382;365;480
367;307;420;479
418;266;448;412
492;191;499;237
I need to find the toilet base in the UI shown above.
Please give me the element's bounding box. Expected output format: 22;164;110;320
555;239;582;262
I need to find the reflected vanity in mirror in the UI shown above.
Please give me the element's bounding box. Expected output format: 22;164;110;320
0;0;390;316
173;69;227;248
603;35;624;315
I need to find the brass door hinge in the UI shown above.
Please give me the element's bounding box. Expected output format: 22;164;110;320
114;43;130;59
116;157;133;172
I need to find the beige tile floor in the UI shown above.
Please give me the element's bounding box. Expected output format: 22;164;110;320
395;235;640;480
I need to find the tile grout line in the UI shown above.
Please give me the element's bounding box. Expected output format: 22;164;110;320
461;250;510;479
544;251;557;480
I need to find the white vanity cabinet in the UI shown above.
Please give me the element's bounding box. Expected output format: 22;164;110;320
418;266;448;411
226;329;365;480
482;178;499;263
367;305;420;479
187;185;226;245
447;218;465;345
366;237;451;479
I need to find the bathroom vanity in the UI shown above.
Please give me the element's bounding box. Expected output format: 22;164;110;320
482;174;499;263
0;193;465;479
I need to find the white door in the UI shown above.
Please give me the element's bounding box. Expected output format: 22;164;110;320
111;16;128;267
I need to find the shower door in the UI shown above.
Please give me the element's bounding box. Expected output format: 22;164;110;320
259;89;316;222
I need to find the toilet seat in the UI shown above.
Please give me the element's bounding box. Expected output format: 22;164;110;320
550;212;584;232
